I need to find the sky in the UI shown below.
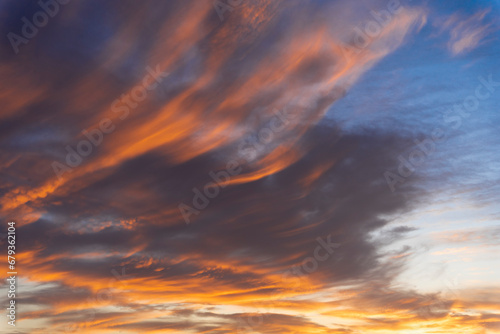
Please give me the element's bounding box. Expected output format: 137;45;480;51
0;0;499;333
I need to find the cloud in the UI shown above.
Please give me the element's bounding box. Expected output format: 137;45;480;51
439;9;493;56
0;1;498;333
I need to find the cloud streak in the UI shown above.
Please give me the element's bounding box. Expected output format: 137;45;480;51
0;0;499;333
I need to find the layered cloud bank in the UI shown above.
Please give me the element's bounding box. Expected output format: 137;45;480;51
0;0;499;333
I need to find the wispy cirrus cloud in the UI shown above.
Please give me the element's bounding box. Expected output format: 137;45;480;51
439;9;494;56
0;0;499;333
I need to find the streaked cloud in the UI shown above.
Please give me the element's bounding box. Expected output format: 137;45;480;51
0;0;499;333
440;9;494;56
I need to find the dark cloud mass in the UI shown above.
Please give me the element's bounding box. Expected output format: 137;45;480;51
0;0;499;333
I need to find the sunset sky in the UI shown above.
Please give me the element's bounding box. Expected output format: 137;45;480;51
0;0;500;333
